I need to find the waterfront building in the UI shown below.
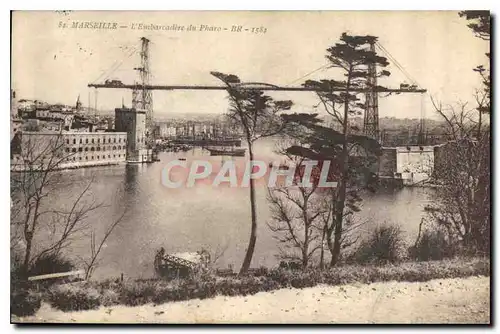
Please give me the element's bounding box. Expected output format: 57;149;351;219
11;131;128;170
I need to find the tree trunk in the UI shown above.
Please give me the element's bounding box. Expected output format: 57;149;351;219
319;224;326;269
330;215;345;266
22;230;33;278
302;244;309;268
326;226;335;264
302;207;309;269
329;73;351;267
239;143;257;275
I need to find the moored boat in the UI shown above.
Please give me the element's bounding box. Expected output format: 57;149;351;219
205;147;246;157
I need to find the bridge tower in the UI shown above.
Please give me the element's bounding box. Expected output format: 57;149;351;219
363;40;380;141
133;37;154;147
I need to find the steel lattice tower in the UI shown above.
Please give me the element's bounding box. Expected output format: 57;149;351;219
363;41;380;141
132;37;154;145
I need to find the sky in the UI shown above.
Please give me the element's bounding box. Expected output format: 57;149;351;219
11;11;489;120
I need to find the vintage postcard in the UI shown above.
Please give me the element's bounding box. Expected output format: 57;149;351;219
10;10;490;324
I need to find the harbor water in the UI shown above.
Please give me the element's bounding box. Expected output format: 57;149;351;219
14;139;436;280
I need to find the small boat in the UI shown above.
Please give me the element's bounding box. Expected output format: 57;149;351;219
269;162;290;170
178;157;187;161
154;248;211;279
205;147;246;157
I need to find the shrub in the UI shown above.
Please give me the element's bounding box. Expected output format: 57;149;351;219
284;270;322;289
408;228;456;261
251;266;269;277
238;276;266;295
354;224;405;264
11;288;41;317
100;288;120;307
48;283;101;312
29;253;74;277
117;279;190;306
182;275;218;300
120;280;161;306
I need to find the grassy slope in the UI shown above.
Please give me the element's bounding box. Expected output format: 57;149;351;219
38;257;489;313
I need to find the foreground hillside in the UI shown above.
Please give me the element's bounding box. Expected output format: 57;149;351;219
14;276;490;324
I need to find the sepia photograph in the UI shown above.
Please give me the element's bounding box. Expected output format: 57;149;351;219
9;10;491;324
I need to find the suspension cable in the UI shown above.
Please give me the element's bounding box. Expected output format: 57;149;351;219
102;47;138;83
90;46;138;84
375;41;430;140
376;42;421;88
286;63;330;86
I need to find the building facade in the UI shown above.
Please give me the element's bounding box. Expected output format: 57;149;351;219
115;107;152;162
11;131;128;170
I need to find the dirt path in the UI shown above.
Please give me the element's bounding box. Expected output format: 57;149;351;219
15;276;490;324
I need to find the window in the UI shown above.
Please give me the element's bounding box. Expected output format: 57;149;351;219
73;139;76;144
97;147;101;151
91;147;95;151
108;138;111;143
92;138;94;144
72;157;75;161
114;138;116;143
91;156;94;160
86;138;89;144
118;145;121;150
86;156;88;160
66;139;69;144
113;146;116;150
80;138;82;144
97;155;100;159
79;157;82;160
97;138;100;143
78;147;82;152
65;148;70;153
85;147;88;152
108;155;111;158
72;148;76;153
119;138;122;143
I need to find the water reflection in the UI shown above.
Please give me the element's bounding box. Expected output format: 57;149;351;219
124;164;140;194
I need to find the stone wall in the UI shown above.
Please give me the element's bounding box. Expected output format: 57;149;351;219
377;146;435;186
395;146;434;175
